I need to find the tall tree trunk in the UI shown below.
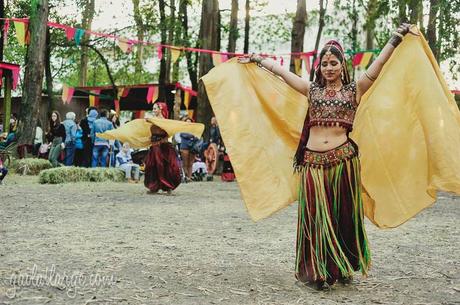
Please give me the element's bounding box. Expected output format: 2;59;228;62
158;0;168;101
289;0;306;74
179;0;198;90
0;0;4;61
227;0;238;55
132;0;145;76
197;0;219;128
427;0;439;61
398;0;408;23
45;27;54;116
365;0;377;49
310;0;326;81
243;0;250;54
18;0;49;146
165;0;176;83
350;0;358;78
408;0;421;24
79;0;95;86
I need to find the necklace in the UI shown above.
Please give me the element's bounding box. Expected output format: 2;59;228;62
325;81;342;98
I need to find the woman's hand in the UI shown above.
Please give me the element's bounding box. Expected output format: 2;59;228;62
237;56;252;64
396;23;411;36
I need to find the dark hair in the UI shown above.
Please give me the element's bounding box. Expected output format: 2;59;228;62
49;110;61;127
314;40;351;87
110;112;120;127
87;106;97;115
99;109;108;118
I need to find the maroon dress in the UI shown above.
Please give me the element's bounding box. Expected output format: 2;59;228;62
144;125;181;192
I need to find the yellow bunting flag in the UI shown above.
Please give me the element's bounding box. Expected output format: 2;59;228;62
294;58;302;76
13;21;27;46
184;90;190;110
360;52;373;68
117;87;125;100
61;84;69;104
171;48;181;64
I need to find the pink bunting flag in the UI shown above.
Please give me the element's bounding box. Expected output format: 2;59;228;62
61;84;75;104
65;27;76;41
157;45;163;60
280;57;284;66
352;53;364;66
300;54;311;74
146;86;158;104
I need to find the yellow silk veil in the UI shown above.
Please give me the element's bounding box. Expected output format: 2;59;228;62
97;118;205;149
201;33;460;228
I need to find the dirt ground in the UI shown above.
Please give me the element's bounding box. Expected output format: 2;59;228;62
0;174;458;305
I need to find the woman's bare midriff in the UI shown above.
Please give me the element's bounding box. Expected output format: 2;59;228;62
306;125;348;152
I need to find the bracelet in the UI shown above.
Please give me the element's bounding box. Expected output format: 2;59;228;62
389;35;402;48
364;71;377;82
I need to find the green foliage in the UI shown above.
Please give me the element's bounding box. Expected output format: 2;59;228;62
38;166;126;184
11;158;53;175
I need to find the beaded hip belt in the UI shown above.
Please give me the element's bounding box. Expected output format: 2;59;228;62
303;139;358;168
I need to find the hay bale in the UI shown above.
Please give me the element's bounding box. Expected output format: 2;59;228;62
39;167;125;184
12;158;53;175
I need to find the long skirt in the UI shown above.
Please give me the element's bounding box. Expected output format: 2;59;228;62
295;139;371;285
144;142;181;192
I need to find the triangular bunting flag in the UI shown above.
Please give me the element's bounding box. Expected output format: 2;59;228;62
157;45;163;60
13;21;27;46
184;90;191;110
65;27;76;41
294;58;302;76
146;86;158;104
118;38;132;53
89;89;101;107
352;52;364;66
61;84;75;104
171;48;181;64
359;52;373;68
300;54;311;74
74;28;85;46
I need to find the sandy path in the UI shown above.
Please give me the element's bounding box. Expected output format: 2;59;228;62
0;175;458;305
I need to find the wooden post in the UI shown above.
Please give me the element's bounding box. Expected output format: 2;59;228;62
3;73;12;133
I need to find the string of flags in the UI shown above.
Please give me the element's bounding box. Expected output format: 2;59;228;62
1;17;382;75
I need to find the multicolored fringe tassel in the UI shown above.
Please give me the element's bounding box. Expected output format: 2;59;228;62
295;154;371;284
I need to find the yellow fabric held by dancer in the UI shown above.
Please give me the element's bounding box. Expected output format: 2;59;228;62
201;31;460;228
97;117;205;149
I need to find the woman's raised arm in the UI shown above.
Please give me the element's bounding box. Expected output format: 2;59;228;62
357;23;411;102
239;55;310;97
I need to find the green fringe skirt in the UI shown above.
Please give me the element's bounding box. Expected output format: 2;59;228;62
295;139;371;285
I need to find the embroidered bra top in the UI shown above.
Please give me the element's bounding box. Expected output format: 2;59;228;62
307;81;358;131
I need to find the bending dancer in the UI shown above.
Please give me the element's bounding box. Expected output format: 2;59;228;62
237;24;411;289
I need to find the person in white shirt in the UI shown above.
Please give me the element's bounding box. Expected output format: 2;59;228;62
33;121;44;156
116;142;140;183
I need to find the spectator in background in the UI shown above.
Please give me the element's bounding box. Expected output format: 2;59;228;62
63;112;77;166
109;110;122;167
74;122;84;167
46;111;66;167
80;107;98;167
0;158;7;185
179;116;198;182
91;109;113;167
116;142;140;183
209;116;222;146
33;120;44;156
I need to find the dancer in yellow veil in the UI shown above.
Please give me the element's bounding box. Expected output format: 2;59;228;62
97;103;204;194
202;24;460;290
